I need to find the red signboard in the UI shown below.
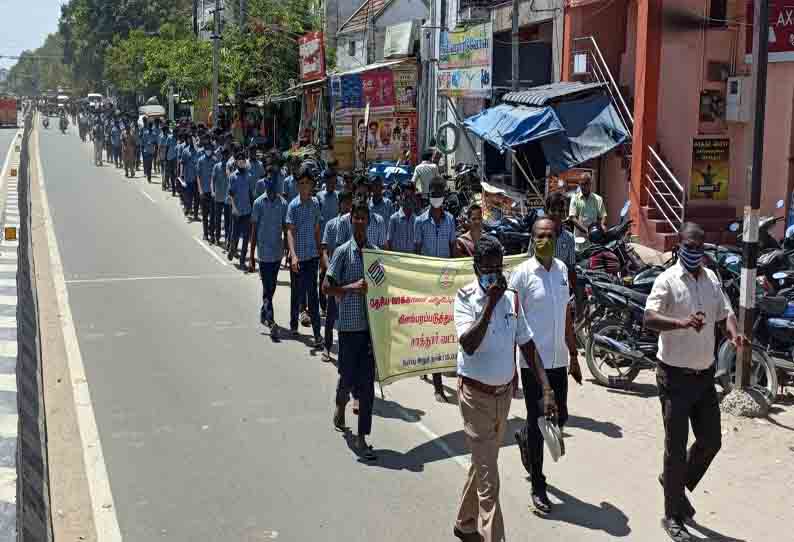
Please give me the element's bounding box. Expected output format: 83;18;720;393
746;1;794;62
361;69;395;109
299;32;326;81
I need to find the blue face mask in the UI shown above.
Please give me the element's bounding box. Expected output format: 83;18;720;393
679;245;704;272
478;272;499;291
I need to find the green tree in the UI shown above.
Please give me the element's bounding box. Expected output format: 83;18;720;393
7;33;72;96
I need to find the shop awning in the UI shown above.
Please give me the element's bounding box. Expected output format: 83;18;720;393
540;94;630;174
330;58;414;77
463;104;565;151
502;81;607;107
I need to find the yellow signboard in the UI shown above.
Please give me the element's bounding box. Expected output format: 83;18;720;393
690;138;730;200
363;250;527;386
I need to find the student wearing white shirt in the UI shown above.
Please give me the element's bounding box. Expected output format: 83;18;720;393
453;235;556;542
509;217;582;515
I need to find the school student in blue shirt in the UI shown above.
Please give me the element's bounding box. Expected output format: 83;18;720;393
249;177;288;339
211;147;232;246
180;136;199;220
197;144;217;241
285;166;323;344
226;151;254;270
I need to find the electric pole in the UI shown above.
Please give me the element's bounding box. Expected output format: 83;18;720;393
511;0;519;187
737;0;770;389
211;0;222;128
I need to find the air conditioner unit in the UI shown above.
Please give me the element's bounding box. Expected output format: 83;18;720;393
726;76;750;123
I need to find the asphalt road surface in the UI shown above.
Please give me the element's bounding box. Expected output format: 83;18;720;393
36;127;471;542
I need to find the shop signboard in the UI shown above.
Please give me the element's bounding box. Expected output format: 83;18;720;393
393;67;418;111
438;22;493;97
299;32;326;81
361;69;395;112
746;1;794;62
690;138;730;200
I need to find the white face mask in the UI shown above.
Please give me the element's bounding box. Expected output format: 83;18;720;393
430;197;444;209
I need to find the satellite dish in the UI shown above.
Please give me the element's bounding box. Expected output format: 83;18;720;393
729;222;739;232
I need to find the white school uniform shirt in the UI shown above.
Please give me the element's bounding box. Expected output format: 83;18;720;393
509;257;571;370
454;280;533;386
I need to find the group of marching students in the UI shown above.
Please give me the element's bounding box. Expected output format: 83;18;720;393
76;116;480;459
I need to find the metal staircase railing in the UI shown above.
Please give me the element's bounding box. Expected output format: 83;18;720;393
572;36;685;232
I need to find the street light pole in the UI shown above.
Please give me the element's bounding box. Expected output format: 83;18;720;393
211;0;222;129
737;0;770;389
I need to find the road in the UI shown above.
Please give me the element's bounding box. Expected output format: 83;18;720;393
35;125;794;542
35;127;469;541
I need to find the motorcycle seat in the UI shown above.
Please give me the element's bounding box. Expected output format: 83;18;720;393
598;282;649;305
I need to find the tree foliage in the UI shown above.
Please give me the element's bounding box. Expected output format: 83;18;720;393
7;33;72;96
59;0;193;91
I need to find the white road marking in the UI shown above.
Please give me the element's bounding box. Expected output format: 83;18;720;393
193;236;229;266
36;127;124;541
65;273;237;284
139;190;155;203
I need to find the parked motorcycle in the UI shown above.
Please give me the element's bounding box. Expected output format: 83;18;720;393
576;201;645;278
729;199;787;252
584;274;779;399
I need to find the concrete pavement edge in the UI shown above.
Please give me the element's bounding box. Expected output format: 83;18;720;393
30;122;104;541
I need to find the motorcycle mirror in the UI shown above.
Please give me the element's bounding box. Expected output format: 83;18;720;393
729;222;739;232
776;199;785;209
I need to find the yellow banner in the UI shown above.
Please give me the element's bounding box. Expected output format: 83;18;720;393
363;250;528;386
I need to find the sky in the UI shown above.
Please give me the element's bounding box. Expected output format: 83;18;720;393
0;0;64;70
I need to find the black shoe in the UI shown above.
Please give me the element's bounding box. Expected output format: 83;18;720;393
453;525;482;542
661;517;693;542
532;493;552;514
434;389;448;403
227;250;234;261
515;428;532;475
658;475;696;520
270;325;280;342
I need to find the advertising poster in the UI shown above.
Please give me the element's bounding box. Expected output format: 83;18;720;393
746;1;794;62
393;67;418;111
363;251;527;385
690;138;730;200
438;22;493;97
354;113;417;167
341;74;363;109
361;69;395;110
299;32;326;81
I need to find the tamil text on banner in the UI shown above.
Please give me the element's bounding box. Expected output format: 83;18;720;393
438;22;493;97
363;250;527;386
690;138;729;200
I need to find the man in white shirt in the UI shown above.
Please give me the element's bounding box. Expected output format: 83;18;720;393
411;149;439;195
509;217;581;515
454;235;556;542
644;222;747;542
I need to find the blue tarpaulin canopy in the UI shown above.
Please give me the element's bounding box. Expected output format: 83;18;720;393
540;94;630;174
463;104;564;152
